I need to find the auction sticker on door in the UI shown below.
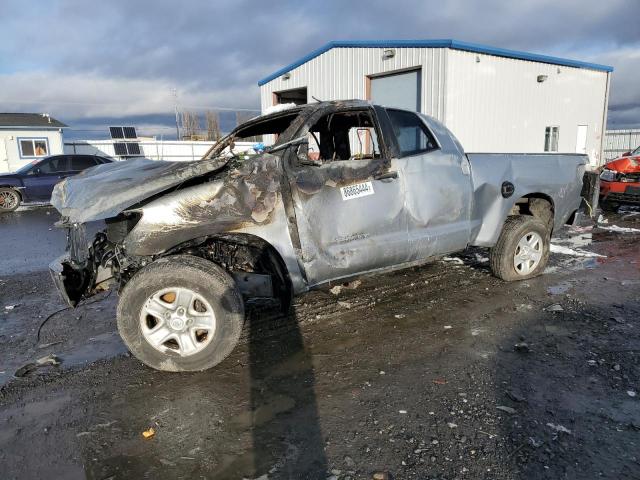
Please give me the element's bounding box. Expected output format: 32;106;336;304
340;181;375;201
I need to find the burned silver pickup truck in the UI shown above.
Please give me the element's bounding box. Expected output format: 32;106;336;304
50;100;588;371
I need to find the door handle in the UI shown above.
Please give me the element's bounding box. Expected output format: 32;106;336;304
374;170;398;181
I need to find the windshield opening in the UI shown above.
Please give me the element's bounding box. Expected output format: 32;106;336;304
203;110;301;160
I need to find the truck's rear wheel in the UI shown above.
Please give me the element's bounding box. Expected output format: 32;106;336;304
117;255;244;372
0;188;21;212
490;215;550;281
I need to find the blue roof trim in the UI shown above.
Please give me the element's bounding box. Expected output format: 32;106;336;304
257;39;613;86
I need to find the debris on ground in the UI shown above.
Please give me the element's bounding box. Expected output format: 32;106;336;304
433;378;447;385
4;304;19;310
513;342;530;353
528;437;543;448
329;280;362;295
372;472;391;480
142;427;156;439
547;423;572;434
496;405;516;414
505;390;526;403
14;354;62;377
545;304;564;312
627;391;637;398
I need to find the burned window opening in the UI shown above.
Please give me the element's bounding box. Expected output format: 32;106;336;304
305;110;382;163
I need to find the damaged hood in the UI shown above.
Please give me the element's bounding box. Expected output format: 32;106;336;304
51;157;229;222
605;156;640;173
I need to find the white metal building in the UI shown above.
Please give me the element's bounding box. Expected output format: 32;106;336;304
0;113;66;173
259;40;613;166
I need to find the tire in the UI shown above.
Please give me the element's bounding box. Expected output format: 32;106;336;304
489;215;550;282
117;254;245;372
0;188;21;212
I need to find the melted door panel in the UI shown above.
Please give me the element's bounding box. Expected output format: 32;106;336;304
289;158;409;286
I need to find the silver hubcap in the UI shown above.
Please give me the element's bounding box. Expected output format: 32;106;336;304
513;231;543;275
140;287;216;357
0;190;18;209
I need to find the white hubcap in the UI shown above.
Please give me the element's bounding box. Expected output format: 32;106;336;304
140;287;216;357
513;231;543;275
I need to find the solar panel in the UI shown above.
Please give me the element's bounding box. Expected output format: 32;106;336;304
113;142;128;156
126;143;141;155
109;127;124;139
123;126;137;139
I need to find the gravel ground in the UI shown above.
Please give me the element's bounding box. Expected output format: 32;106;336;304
0;207;639;479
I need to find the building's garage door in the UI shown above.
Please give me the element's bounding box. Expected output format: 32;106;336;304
370;69;421;112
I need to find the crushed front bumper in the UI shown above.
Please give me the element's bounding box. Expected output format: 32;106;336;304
49;254;93;307
600;180;640;205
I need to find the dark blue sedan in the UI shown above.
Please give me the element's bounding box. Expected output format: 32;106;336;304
0;154;113;212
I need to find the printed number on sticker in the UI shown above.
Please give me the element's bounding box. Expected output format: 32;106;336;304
340;181;375;201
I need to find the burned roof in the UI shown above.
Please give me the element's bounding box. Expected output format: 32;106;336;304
0;113;67;128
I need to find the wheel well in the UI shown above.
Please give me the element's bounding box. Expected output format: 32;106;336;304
509;194;554;232
162;233;293;308
0;186;22;200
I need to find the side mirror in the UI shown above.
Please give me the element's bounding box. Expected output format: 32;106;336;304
31;167;41;175
622;151;631;157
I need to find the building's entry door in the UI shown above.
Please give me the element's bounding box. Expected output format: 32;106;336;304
576;125;588;154
370;69;421;112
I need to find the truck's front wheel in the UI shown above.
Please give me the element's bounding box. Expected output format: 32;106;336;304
117;255;244;372
490;215;550;281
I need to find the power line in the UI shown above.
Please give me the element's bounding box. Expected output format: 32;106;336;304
0;98;260;112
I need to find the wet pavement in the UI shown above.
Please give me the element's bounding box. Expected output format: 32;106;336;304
0;207;639;479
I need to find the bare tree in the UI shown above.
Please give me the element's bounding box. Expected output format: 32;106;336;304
205;110;221;141
181;111;201;139
236;111;261;141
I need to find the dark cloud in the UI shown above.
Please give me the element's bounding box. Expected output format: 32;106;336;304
0;0;638;130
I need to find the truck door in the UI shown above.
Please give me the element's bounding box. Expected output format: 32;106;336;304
287;107;410;286
383;109;472;258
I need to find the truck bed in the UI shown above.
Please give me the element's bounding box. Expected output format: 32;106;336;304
466;153;588;246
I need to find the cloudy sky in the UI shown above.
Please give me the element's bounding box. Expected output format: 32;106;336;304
1;0;638;138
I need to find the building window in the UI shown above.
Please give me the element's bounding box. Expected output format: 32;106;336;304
18;138;49;158
544;127;559;152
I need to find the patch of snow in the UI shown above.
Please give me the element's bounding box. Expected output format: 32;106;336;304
547;423;572;434
598;224;640;234
262;103;298;116
550;244;606;258
474;253;489;263
442;256;464;265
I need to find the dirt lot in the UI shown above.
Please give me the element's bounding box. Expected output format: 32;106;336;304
1;207;639;479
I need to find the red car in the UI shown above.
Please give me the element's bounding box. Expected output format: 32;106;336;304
599;145;640;211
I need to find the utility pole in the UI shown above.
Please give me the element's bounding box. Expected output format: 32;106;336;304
172;88;180;140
